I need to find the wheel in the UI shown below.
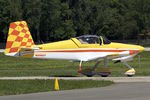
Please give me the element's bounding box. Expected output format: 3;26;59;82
81;68;95;77
101;74;109;77
96;67;111;77
86;74;94;77
97;72;110;77
126;74;134;77
96;69;111;77
124;68;135;77
82;72;95;77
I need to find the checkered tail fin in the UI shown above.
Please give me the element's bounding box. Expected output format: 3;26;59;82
5;21;35;56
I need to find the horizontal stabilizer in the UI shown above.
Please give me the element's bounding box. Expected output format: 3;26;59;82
18;48;34;58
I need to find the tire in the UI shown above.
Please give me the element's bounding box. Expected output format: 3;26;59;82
86;74;94;77
81;68;95;77
101;75;109;77
97;72;111;77
127;75;133;77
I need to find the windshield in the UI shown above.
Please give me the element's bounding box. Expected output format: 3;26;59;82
102;36;111;44
77;35;100;44
76;35;111;45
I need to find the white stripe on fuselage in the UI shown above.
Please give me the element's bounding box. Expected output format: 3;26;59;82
33;48;139;61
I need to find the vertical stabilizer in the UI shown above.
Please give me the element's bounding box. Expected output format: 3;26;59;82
5;21;35;56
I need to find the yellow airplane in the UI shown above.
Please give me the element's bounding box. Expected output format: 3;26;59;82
5;21;145;77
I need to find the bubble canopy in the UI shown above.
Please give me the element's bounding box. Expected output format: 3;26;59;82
76;35;111;45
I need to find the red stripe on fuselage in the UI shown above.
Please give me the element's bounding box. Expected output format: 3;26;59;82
129;50;139;55
36;49;139;53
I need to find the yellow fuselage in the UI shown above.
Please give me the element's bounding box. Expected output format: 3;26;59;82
37;38;144;52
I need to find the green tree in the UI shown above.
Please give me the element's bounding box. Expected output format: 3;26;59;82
22;0;43;42
0;0;22;42
0;0;150;43
53;1;76;40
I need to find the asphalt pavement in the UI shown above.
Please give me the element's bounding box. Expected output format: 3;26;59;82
0;82;150;100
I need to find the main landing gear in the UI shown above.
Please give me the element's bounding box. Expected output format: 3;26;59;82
78;58;135;77
80;58;111;77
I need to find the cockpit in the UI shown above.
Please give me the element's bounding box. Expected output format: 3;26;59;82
77;35;111;45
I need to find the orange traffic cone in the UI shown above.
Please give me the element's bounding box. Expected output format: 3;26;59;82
54;77;59;91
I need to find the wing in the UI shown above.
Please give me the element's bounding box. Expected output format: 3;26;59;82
81;51;131;61
112;55;135;62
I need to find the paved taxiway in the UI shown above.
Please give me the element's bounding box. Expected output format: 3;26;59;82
0;82;150;100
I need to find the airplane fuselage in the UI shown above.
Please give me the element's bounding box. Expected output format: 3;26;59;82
33;35;144;61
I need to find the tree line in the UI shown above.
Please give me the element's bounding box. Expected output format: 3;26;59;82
0;0;150;43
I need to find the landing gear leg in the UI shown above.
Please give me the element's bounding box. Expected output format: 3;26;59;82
81;60;101;77
97;57;111;77
82;61;100;77
123;61;136;77
81;58;112;77
78;61;82;76
92;60;101;70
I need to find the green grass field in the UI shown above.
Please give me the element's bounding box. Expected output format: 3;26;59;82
0;80;113;96
0;52;149;96
0;51;150;77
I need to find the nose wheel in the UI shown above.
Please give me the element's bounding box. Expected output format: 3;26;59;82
124;68;136;77
123;62;136;77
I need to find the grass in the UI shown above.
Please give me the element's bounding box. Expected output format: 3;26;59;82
0;80;113;96
0;51;150;77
